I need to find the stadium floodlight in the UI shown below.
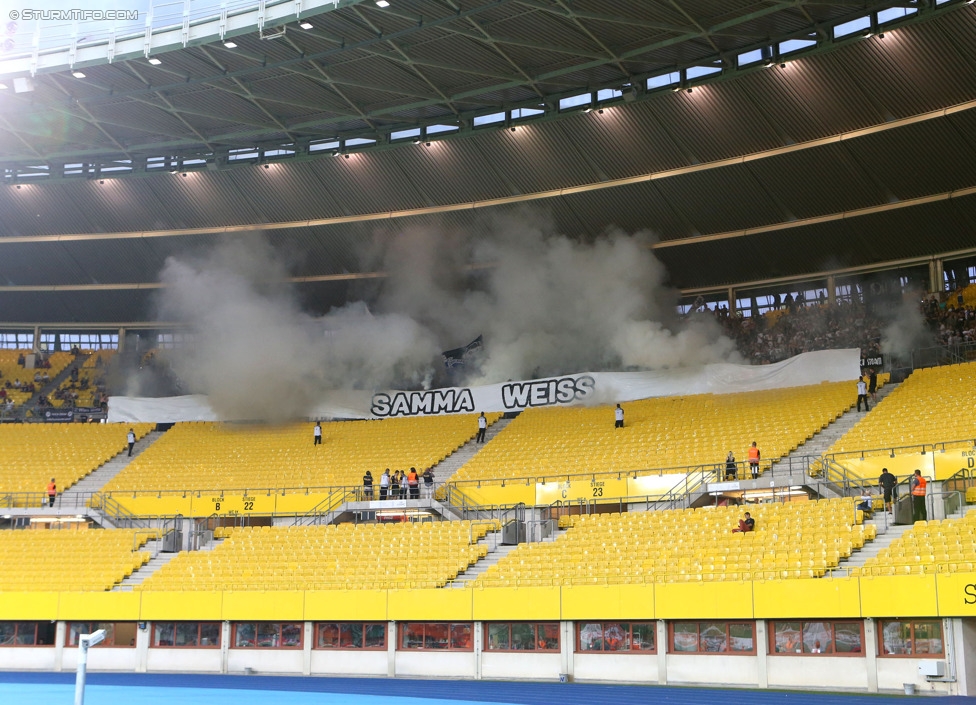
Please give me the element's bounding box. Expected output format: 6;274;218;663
74;629;107;705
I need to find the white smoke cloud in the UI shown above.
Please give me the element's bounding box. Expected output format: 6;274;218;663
152;212;741;421
880;295;933;357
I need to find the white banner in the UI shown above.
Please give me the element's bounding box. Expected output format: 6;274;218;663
109;348;860;423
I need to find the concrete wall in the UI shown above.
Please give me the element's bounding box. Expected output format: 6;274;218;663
0;618;968;695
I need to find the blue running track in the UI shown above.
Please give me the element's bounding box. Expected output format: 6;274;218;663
1;672;972;705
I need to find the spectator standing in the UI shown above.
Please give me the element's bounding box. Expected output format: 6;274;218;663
362;470;373;500
46;477;57;508
856;377;869;412
390;470;400;500
127;428;136;457
725;451;737;480
423;468;434;498
614;404;624;429
379;469;390;500
910;469;927;522
407;467;420;499
878;467;897;513
868;369;878;401
313;422;322;446
747;442;760;479
476;412;487;443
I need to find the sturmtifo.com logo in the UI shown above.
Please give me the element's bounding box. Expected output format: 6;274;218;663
9;9;140;21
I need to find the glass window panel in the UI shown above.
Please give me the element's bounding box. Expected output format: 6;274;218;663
647;72;679;90
200;623;220;647
175;623;199;647
340;623;362;648
364;624;385;649
802;622;830;653
281;624;302;647
604;623;628;651
487;623;510;651
774;622;801;653
35;622;56;646
882;621;911;655
318;624;339;648
450;624;472;650
0;623;15;646
833;623;862;654
540;623;560;650
256;623;280;647
632;623;654;651
236;623;256;648
700;622;728;652
580;623;604;651
13;623;36;645
402;624;424;649
672;623;699;652
511;623;535;650
913;621;943;655
426;624;449;649
154;623;175;646
729;624;753;652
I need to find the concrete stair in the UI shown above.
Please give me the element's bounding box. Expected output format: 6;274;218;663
830;516;913;575
60;430;166;505
432;416;515;483
768;380;901;480
113;540;177;591
451;540;520;586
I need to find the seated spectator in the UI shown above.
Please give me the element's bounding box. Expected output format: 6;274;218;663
732;512;755;533
856;493;873;518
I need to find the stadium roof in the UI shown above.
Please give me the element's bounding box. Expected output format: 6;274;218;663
1;1;975;324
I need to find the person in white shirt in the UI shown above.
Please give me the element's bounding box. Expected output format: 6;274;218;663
856;377;869;412
614;404;624;429
127;428;136;456
379;469;391;500
476;412;487;443
313;422;322;446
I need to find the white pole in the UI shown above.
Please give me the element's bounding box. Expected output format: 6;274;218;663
74;629;106;705
73;637;89;705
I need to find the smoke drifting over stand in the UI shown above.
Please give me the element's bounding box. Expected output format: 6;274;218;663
152;212;739;421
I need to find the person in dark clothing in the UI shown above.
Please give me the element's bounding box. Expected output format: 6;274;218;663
878;467;897;513
422;468;434;498
868;369;878;401
362;470;373;500
732;512;755;533
725;451;737;480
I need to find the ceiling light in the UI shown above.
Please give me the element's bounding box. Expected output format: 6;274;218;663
686;87;693;93
98;180;104;184
425;142;431;147
299;21;313;29
223;40;237;49
344;154;350;159
597;109;604;114
148;57;162;65
779;63;786;69
413;138;421;145
509;126;516;132
376;0;390;6
582;107;592;113
181;172;187;177
72;71;86;78
878;32;885;38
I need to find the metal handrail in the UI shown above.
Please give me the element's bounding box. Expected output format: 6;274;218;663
826;437;976;462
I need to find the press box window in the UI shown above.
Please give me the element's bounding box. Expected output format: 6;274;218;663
232;622;302;649
485;622;559;651
398;623;473;651
67;622;136;647
577;622;655;652
770;621;863;655
152;622;221;648
670;621;755;654
315;623;386;650
879;620;943;657
0;621;57;646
